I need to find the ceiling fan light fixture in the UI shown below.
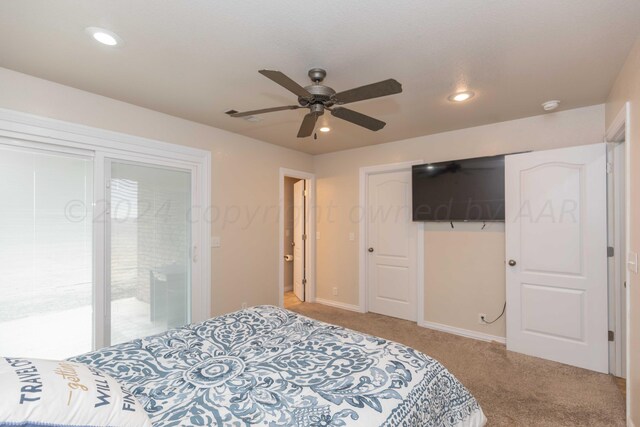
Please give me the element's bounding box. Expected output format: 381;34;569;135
448;91;475;102
319;127;331;133
85;27;121;46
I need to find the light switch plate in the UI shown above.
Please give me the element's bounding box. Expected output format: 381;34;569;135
316;231;321;240
628;251;638;274
211;236;221;248
349;232;355;241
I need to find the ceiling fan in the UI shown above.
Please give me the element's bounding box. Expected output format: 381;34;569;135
229;68;402;138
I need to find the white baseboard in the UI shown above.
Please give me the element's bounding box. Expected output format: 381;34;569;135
315;298;364;313
419;320;506;344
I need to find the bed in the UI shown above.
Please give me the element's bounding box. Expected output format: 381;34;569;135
70;305;486;426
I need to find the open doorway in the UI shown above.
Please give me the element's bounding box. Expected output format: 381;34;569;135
285;177;305;306
279;168;315;309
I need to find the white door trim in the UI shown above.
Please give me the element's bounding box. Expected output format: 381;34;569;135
0;107;212;348
279;168;316;307
605;102;631;420
359;160;424;322
605;102;629;143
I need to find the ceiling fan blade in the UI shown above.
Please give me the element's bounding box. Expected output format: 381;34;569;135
230;105;300;117
259;70;312;99
334;78;402;104
297;112;318;138
331;107;386;131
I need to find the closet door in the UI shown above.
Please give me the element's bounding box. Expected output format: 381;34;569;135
505;144;608;372
107;160;193;345
366;170;418;321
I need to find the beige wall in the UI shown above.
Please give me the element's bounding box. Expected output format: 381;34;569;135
424;222;506;337
314;104;605;338
0;67;314;316
605;36;640;424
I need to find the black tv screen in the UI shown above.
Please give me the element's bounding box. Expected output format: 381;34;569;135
412;155;505;221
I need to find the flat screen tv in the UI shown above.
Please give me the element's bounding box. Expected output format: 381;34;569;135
412;155;505;221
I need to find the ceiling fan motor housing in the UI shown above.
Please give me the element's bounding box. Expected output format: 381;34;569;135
299;83;336;108
309;103;324;116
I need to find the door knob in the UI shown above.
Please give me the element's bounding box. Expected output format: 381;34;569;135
508;259;517;266
368;247;374;253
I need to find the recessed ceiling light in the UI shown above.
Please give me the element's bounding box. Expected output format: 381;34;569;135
319;127;331;133
448;91;475;102
85;27;120;46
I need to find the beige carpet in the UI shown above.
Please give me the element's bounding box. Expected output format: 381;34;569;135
288;302;626;427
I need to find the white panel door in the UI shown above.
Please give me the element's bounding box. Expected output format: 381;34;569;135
293;180;305;302
367;171;417;321
505;144;608;372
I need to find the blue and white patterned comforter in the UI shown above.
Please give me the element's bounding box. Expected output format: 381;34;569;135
71;306;486;426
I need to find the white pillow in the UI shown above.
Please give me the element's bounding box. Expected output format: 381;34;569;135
0;357;152;427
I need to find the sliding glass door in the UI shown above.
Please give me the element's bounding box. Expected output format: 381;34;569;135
0;145;93;359
107;160;192;345
0;137;203;359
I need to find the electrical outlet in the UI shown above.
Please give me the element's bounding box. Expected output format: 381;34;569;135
241;302;247;309
478;313;486;324
332;287;338;296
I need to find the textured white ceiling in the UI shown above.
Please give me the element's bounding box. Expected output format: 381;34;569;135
1;1;639;154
